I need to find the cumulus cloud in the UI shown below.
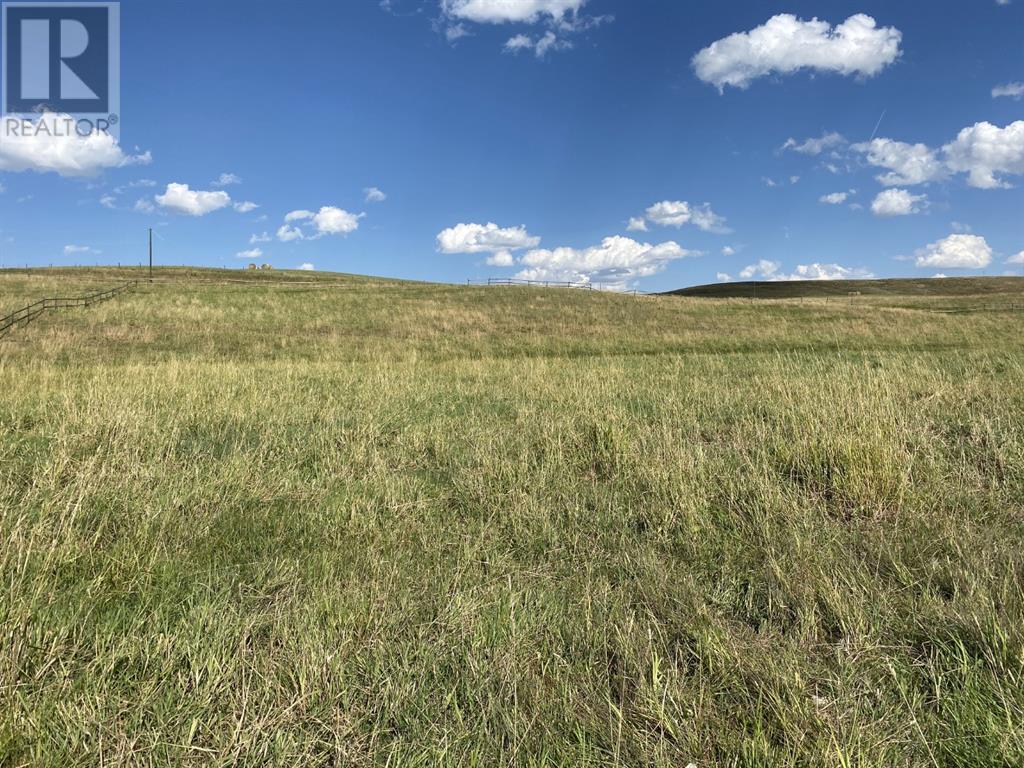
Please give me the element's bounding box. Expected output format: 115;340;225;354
992;82;1024;100
312;206;362;235
250;232;272;243
739;260;780;280
852;138;948;186
64;244;99;255
943;121;1024;189
233;201;259;213
626;216;648;232
154;183;231;216
721;246;736;256
364;186;387;202
236;247;263;260
1006;251;1024;264
277;224;304;242
516;235;696;289
692;14;902;91
851;121;1024;190
212;172;242;186
781;263;874;280
504;30;569;56
782;132;847;155
738;259;873;281
441;0;585;23
298;263;315;271
870;188;927;217
0;112;151;176
639;200;729;233
276;206;363;241
819;190;854;205
914;234;992;269
436;221;540;264
440;0;606;56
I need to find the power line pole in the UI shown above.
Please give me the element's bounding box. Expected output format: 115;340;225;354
148;228;153;283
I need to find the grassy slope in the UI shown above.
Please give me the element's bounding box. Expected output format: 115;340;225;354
666;275;1024;300
2;268;1023;767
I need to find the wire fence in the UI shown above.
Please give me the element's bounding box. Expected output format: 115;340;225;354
467;277;651;296
0;281;136;339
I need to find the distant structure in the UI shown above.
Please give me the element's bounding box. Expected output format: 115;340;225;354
247;263;257;270
259;263;273;270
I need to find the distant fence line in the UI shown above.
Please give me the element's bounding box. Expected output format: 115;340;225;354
468;277;651;296
0;281;136;339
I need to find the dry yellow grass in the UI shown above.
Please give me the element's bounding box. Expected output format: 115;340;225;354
1;268;1023;766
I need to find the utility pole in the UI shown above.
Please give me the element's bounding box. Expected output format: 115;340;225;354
148;228;153;283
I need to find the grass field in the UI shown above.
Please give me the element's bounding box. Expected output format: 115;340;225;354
2;268;1023;767
667;275;1024;302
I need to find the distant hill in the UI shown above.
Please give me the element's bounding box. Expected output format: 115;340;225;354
665;276;1024;299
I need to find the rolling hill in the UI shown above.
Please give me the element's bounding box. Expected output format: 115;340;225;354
666;275;1024;299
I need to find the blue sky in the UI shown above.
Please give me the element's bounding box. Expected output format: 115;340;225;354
1;0;1022;290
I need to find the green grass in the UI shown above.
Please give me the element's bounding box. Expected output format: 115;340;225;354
2;268;1023;766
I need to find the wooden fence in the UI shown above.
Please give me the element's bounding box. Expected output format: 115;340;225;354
0;281;136;339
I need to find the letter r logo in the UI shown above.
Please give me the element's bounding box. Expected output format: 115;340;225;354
3;3;119;115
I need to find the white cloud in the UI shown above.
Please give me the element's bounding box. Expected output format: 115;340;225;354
626;216;648;232
516;235;695;288
782;132;846;155
445;23;471;42
311;206;363;235
642;200;729;233
692;14;902;91
992;82;1024;100
504;30;570;56
441;0;586;24
99;194;117;209
819;190;853;205
852;138;948;186
739;260;780;280
436;221;540;265
133;198;155;213
716;272;732;282
851;121;1024;190
275;206;363;240
486;251;515;266
780;263;874;280
64;244;99;255
440;0;605;56
942;121;1024;189
250;232;271;243
277;224;304;242
0;112;151;177
364;186;387;202
1006;251;1024;264
870;188;927;217
233;201;259;213
914;234;992;269
212;172;242;186
298;263;315;271
236;248;263;260
738;259;872;281
155;183;231;216
721;246;736;256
